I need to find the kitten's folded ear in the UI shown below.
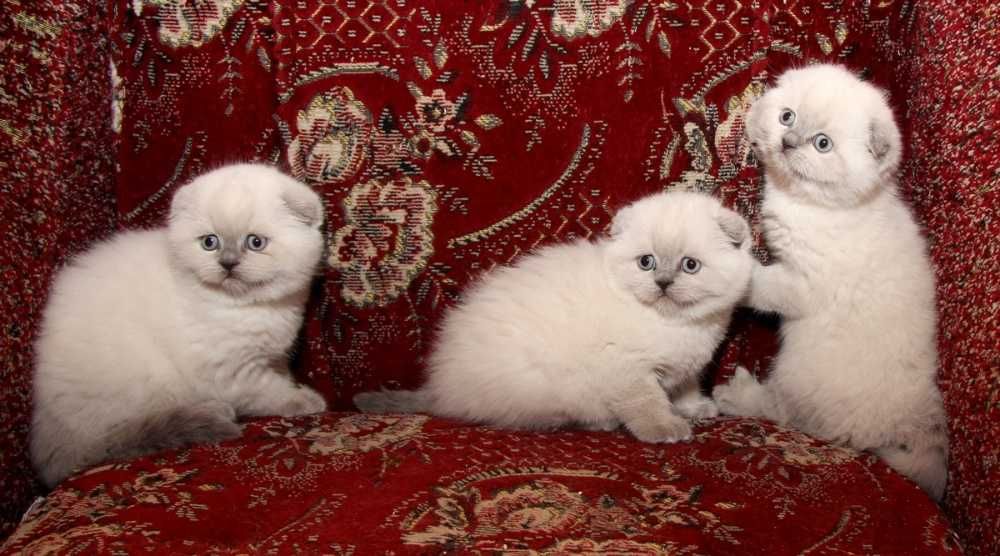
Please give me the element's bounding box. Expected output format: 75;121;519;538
168;182;196;222
282;182;325;227
717;208;750;249
868;108;902;174
610;204;635;236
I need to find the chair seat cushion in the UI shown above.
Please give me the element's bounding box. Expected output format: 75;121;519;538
0;414;959;554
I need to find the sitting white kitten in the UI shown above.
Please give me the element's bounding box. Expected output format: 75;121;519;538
355;191;752;443
712;64;949;500
31;163;328;487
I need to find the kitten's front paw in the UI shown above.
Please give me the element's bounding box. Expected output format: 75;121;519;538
278;386;328;417
712;367;762;417
762;217;792;253
674;396;719;421
626;414;692;444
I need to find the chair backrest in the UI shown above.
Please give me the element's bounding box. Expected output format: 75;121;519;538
0;0;119;538
886;2;1000;552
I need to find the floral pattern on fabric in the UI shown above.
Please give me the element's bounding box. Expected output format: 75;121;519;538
0;416;962;554
145;0;245;48
288;87;373;185
330;177;439;307
550;0;634;40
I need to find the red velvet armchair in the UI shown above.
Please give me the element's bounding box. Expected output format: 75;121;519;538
1;0;997;553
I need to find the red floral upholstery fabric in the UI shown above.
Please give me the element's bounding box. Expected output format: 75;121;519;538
0;0;118;539
2;0;997;553
0;414;961;555
886;2;1000;552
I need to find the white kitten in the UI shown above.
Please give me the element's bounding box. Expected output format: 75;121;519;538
712;64;949;500
31;163;328;487
355;192;752;443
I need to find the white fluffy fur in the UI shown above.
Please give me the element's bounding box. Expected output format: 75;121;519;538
712;64;949;499
356;191;752;443
31;164;328;487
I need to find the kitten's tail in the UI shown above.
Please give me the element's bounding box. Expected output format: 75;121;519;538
105;400;244;463
354;389;431;414
35;400;243;488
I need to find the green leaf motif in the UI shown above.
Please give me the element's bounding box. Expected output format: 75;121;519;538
816;33;833;55
835;21;849;44
475;114;503;130
414;57;432;80
460;130;480;150
657;31;671;57
539;50;550;80
433;42;448;69
406;82;424;99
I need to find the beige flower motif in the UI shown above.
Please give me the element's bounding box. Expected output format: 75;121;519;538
539;539;687;555
671;122;717;192
473;479;587;534
550;0;633;40
303;414;429;456
331;177;438;307
406;129;455;160
146;0;245;48
401;87;460;161
415;89;457;133
768;433;857;467
715;81;765;172
288;87;373;185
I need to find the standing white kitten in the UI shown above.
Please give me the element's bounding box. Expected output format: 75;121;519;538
356;192;752;443
712;64;949;499
31;164;328;487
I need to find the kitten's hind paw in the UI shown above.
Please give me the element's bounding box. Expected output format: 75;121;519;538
712;366;766;418
277;386;328;417
625;414;693;444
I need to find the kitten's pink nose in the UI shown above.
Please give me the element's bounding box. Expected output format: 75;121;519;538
220;259;239;272
655;278;673;291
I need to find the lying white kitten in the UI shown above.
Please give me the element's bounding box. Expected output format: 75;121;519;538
31;163;328;487
712;64;949;500
356;191;752;443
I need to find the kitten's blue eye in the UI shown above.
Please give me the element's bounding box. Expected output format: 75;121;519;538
637;255;657;271
779;109;796;127
245;234;268;252
681;257;701;274
813;133;833;153
200;235;220;251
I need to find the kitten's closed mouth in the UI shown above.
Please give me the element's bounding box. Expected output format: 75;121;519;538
661;292;702;307
210;273;251;292
658;292;686;306
219;274;273;291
